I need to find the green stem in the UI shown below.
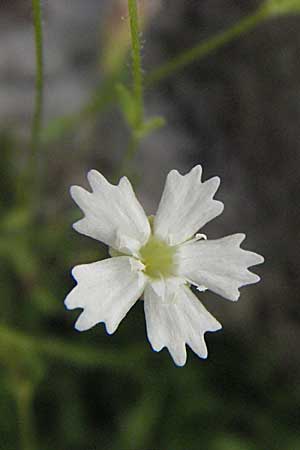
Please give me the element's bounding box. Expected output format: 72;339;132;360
146;7;268;86
41;6;269;143
128;0;144;127
24;0;44;213
15;380;36;450
117;134;139;179
31;0;44;154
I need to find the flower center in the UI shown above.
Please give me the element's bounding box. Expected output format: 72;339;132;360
139;235;176;279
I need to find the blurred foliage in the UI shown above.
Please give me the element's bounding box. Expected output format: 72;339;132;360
263;0;300;15
1;1;300;449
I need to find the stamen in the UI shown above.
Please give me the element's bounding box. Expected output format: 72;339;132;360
139;235;176;279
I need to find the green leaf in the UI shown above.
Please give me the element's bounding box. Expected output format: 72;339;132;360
116;83;138;128
134;116;166;139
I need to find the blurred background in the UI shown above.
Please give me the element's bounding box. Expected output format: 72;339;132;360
1;1;300;449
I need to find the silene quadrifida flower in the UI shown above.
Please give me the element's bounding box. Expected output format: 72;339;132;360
65;165;264;366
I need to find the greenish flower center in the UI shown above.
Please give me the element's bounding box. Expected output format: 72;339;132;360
139;235;176;279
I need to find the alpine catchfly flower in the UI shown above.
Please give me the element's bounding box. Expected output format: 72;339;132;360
65;166;264;366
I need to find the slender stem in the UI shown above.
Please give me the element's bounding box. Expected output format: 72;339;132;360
146;7;268;86
15;380;36;450
24;0;44;213
128;0;144;127
117;134;139;179
41;6;269;143
31;0;44;153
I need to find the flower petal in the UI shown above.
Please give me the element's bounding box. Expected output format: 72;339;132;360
70;170;151;254
144;279;221;366
153;165;224;246
176;234;264;301
65;256;146;334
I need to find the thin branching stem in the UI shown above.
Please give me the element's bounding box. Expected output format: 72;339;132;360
41;5;269;143
117;134;139;179
31;0;44;154
24;0;45;213
146;7;268;86
14;380;36;450
128;0;144;127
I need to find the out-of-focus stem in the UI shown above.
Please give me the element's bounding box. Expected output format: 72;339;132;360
41;5;270;143
15;380;36;450
128;0;144;127
24;0;44;213
146;7;269;86
31;0;44;155
117;134;139;179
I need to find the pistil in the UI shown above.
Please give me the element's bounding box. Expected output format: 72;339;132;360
139;235;176;279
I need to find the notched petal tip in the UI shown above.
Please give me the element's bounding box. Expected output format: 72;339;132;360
72;219;85;233
149;342;187;367
87;168;99;179
105;321;118;335
87;169;114;194
172;348;187;367
154;164;225;246
74;312;94;332
206;175;221;189
190;164;203;180
70;264;85;282
174;358;187;367
230;291;240;302
69;185;77;197
216;321;223;331
64;294;75;310
118;175;130;188
70;184;87;201
208;318;223;332
195;340;208;359
167;169;180;180
87;168;105;186
64;282;80;310
247;270;261;284
151;342;164;352
232;234;264;267
215;199;225;216
236;233;247;245
170;165;203;182
240;244;265;268
254;253;265;265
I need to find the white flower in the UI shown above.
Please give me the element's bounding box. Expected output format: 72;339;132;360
65;165;264;366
